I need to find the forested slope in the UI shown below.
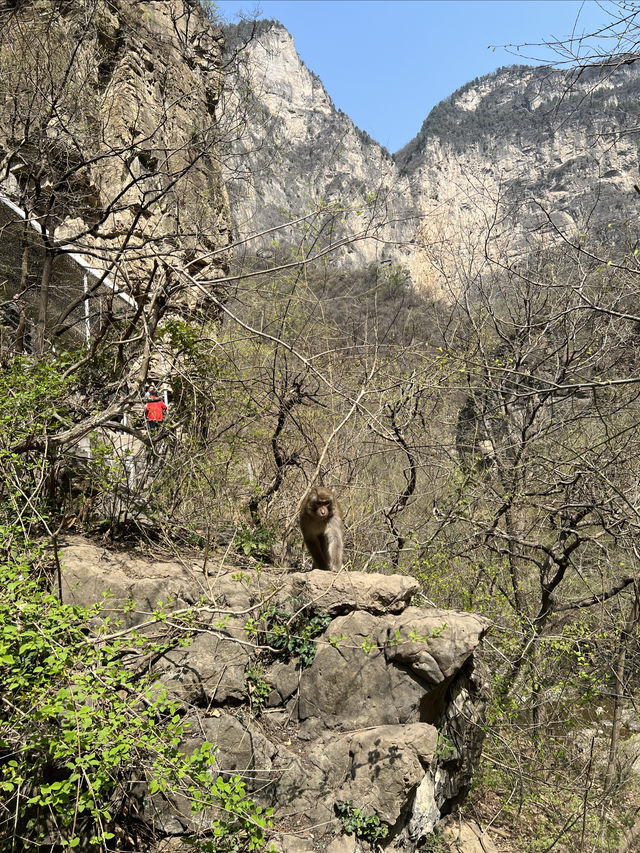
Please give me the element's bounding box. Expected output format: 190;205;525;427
1;2;640;853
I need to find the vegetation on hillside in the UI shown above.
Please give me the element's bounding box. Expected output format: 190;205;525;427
395;60;640;166
2;0;640;851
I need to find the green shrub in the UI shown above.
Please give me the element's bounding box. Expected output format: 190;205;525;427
335;801;388;843
246;664;272;713
0;533;273;850
234;524;277;560
245;603;332;667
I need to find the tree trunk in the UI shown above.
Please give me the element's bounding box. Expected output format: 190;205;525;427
35;250;54;357
20;225;30;293
605;586;639;792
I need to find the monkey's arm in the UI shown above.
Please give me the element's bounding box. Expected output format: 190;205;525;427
326;522;343;571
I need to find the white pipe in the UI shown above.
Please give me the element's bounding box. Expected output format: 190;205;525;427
83;273;90;347
0;193;138;309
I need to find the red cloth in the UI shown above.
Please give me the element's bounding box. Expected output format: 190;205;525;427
145;398;167;422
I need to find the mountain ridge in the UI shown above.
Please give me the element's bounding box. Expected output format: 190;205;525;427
223;18;640;293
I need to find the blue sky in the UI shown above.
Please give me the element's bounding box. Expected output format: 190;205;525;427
216;0;616;152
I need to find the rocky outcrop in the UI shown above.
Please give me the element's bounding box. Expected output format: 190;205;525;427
90;0;232;287
60;536;490;852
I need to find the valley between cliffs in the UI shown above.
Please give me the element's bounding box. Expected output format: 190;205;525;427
3;2;640;852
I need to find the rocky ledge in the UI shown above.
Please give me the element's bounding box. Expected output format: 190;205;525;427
60;537;491;852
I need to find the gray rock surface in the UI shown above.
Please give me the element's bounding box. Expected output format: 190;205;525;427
382;607;491;684
282;569;419;616
327;724;439;825
160;625;250;705
298;611;427;729
59;535;490;851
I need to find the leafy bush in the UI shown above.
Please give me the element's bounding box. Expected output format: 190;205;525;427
246;664;272;714
334;800;388;843
245;603;332;667
234;524;277;560
0;534;273;851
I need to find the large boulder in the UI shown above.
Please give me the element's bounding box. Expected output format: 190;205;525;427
158;623;250;706
297;608;490;730
382;607;491;684
297;611;427;729
281;570;419;616
326;724;439;825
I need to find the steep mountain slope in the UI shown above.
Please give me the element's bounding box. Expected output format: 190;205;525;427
0;0;231;306
222;21;640;294
400;62;640;292
221;21;416;272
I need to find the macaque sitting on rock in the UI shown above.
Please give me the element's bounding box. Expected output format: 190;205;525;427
298;486;343;571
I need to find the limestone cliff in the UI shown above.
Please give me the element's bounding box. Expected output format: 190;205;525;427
221;21;415;273
0;0;231;300
61;536;491;853
398;62;640;294
222;21;640;295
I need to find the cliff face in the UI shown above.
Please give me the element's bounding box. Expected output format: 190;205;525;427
398;62;640;293
0;0;231;295
222;22;640;294
221;21;415;272
88;0;232;283
3;8;638;296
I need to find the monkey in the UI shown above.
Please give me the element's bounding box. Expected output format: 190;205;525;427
299;486;343;572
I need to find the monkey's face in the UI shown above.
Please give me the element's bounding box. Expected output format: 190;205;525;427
309;488;334;520
314;500;330;518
